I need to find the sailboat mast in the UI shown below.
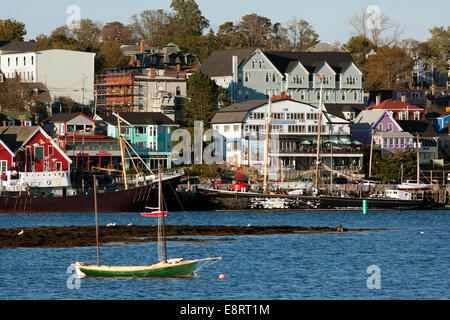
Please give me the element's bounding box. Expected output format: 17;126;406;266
116;113;128;190
314;75;324;192
263;94;272;194
93;175;100;266
159;167;167;263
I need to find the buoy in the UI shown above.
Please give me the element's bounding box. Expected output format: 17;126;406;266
362;199;368;215
218;273;226;279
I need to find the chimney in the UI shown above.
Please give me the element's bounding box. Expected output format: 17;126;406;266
376;95;381;106
401;95;406;103
140;40;145;53
21;120;24;127
149;67;156;78
2;121;6;127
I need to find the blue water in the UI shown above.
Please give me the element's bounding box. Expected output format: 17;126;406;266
0;209;449;300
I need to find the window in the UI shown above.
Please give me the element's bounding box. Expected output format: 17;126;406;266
346;76;356;85
31;56;34;65
353;91;358;100
224;125;230;132
341;91;346;101
56;162;62;171
23;56;26;65
7;58;10;67
259;60;262;68
388;123;393;132
293;75;303;84
252;60;255;68
233;125;239;131
176;86;181;95
300;90;305;100
272;73;276;82
135;141;147;149
322;75;330;84
0;160;7;172
266;73;270;82
48;146;54;155
34;146;44;160
414;112;421;120
136;126;147;134
16;57;18;66
244;72;249;82
378;123;383;131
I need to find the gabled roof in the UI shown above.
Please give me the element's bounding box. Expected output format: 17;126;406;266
324;103;364;120
44;113;93;123
396;120;438;137
201;48;356;78
353;109;386;126
211;100;267;124
0;126;40;152
0;41;36;53
367;99;424;111
200;48;256;77
103;112;177;126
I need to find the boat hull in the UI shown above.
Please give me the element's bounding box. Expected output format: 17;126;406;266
76;260;198;278
0;175;181;213
193;188;439;211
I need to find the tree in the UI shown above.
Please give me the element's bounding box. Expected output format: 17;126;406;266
285;18;320;51
129;9;173;47
236;13;273;48
0;79;32;112
216;22;241;49
170;0;209;37
100;21;134;43
0;19;26;41
184;71;222;127
96;41;129;72
365;46;413;91
347;7;402;47
342;36;376;90
422;26;450;74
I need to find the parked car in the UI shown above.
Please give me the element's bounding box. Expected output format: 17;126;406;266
359;179;380;186
333;177;348;184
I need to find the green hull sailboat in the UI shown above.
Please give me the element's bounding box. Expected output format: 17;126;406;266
73;161;221;278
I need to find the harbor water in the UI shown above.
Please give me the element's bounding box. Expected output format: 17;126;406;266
0;209;449;300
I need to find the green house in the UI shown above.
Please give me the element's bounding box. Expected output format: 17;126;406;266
101;112;178;170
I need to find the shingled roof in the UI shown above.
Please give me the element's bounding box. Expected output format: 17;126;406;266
103;112;177;126
211;100;267;124
0;126;40;152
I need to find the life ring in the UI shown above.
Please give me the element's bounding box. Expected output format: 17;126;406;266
11;170;18;177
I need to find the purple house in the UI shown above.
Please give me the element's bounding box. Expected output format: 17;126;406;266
351;109;413;154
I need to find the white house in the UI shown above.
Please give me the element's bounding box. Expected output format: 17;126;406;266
211;97;363;174
0;49;95;105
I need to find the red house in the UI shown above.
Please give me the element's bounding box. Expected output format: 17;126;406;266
366;99;425;121
0;126;72;173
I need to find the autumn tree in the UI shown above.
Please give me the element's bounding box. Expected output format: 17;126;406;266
96;41;130;72
285;18;320;51
0;79;32;112
100;21;134;43
420;26;450;74
236;13;273;48
0;19;26;41
129;9;173;47
365;46;413;91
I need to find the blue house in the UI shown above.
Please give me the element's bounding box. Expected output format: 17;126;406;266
433;112;450;132
101;112;178;170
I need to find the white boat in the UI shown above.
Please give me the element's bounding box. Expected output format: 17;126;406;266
385;189;412;200
396;180;433;191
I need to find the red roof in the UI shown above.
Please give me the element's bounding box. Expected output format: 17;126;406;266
367;99;424;111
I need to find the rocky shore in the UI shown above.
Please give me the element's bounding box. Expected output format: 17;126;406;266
0;225;392;248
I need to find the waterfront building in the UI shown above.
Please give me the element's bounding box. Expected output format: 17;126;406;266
99;112;178;170
366;98;425;121
201;48;364;113
0;125;71;173
0;49;95;106
211;96;363;176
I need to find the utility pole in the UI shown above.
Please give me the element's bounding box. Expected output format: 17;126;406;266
369;129;374;177
263;94;272;194
416;132;420;183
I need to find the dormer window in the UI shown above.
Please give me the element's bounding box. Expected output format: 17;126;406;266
346;76;357;85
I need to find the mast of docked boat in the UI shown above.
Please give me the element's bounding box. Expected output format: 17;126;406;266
158;165;167;263
314;74;324;194
116;112;128;190
263;93;272;194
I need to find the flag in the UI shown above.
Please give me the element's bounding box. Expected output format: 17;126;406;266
317;74;322;80
25;145;32;149
39;139;45;145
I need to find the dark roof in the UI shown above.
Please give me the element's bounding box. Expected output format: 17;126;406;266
103;112;177;126
201;48;256;77
43;113;92;123
0;126;40;152
263;51;355;74
211;100;267;124
0;41;36;53
396;120;438;136
324;103;364;119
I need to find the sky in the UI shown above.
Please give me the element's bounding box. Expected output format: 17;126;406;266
1;0;449;44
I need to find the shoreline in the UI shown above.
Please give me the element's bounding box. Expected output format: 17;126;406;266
0;225;396;248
